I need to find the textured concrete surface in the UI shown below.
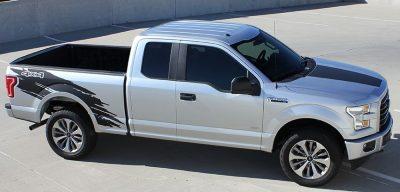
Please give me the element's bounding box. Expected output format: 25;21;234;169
37;0;113;35
1;2;400;192
0;0;341;43
0;0;39;43
112;0;175;24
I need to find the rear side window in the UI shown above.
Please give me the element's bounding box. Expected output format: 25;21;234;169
141;42;172;79
185;45;247;92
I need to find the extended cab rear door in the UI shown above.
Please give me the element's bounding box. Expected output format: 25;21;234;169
175;41;264;150
128;39;179;140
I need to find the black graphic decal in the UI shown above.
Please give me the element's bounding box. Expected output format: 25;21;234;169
11;68;123;128
309;65;382;87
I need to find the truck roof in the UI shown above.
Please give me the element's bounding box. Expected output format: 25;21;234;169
141;20;260;45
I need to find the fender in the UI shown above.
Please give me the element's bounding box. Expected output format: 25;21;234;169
261;104;350;152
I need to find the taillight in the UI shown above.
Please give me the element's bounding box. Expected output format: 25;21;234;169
6;76;17;98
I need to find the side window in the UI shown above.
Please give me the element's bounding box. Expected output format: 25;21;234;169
185;45;247;92
141;42;172;79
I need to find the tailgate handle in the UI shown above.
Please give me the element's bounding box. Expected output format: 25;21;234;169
180;93;196;101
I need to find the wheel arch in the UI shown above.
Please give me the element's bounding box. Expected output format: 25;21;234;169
272;118;345;155
36;92;99;131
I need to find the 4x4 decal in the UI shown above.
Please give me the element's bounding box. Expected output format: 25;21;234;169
20;69;44;79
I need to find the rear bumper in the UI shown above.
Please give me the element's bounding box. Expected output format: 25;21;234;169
345;114;393;160
4;103;39;123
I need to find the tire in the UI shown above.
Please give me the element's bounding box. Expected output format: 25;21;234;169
279;129;343;187
46;110;97;160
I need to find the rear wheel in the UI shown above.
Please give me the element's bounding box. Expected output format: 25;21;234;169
279;130;342;186
46;110;96;159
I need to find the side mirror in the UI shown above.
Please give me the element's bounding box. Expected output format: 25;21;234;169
231;76;260;96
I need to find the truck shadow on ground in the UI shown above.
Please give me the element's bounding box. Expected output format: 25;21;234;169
82;133;395;191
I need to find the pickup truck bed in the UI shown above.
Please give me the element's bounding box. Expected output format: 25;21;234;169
7;44;130;135
12;44;130;73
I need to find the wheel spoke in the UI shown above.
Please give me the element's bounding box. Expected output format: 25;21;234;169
293;161;308;177
70;138;77;151
291;160;307;167
305;163;312;178
315;151;329;159
312;142;325;157
59;119;68;131
59;137;68;150
70;137;82;150
311;163;322;179
53;122;66;134
72;126;82;135
64;119;72;133
315;161;326;171
53;127;65;135
54;135;67;143
56;120;67;133
292;146;307;157
307;141;315;156
63;138;71;152
313;157;330;167
289;151;307;161
70;124;78;133
297;140;310;156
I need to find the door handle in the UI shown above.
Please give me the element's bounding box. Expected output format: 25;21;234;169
180;93;196;101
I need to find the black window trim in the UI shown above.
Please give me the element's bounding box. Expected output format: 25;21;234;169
176;43;187;81
140;41;179;81
177;43;261;95
168;43;180;80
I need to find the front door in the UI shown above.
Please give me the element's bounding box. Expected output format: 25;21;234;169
175;43;264;149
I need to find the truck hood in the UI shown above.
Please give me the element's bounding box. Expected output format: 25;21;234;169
283;58;387;104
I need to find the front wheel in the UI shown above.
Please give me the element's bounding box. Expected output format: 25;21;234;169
279;130;343;187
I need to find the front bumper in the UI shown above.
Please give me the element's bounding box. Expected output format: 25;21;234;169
345;115;393;160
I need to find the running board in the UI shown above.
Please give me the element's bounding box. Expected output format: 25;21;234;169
29;118;48;131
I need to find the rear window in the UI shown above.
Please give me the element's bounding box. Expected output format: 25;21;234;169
141;42;172;79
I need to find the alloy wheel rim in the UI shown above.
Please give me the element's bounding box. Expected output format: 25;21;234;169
52;118;84;153
289;140;331;179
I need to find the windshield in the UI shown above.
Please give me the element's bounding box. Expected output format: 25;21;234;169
232;30;304;82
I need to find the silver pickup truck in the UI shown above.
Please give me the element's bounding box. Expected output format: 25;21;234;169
5;20;392;186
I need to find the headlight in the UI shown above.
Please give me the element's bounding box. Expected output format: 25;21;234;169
346;104;377;130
